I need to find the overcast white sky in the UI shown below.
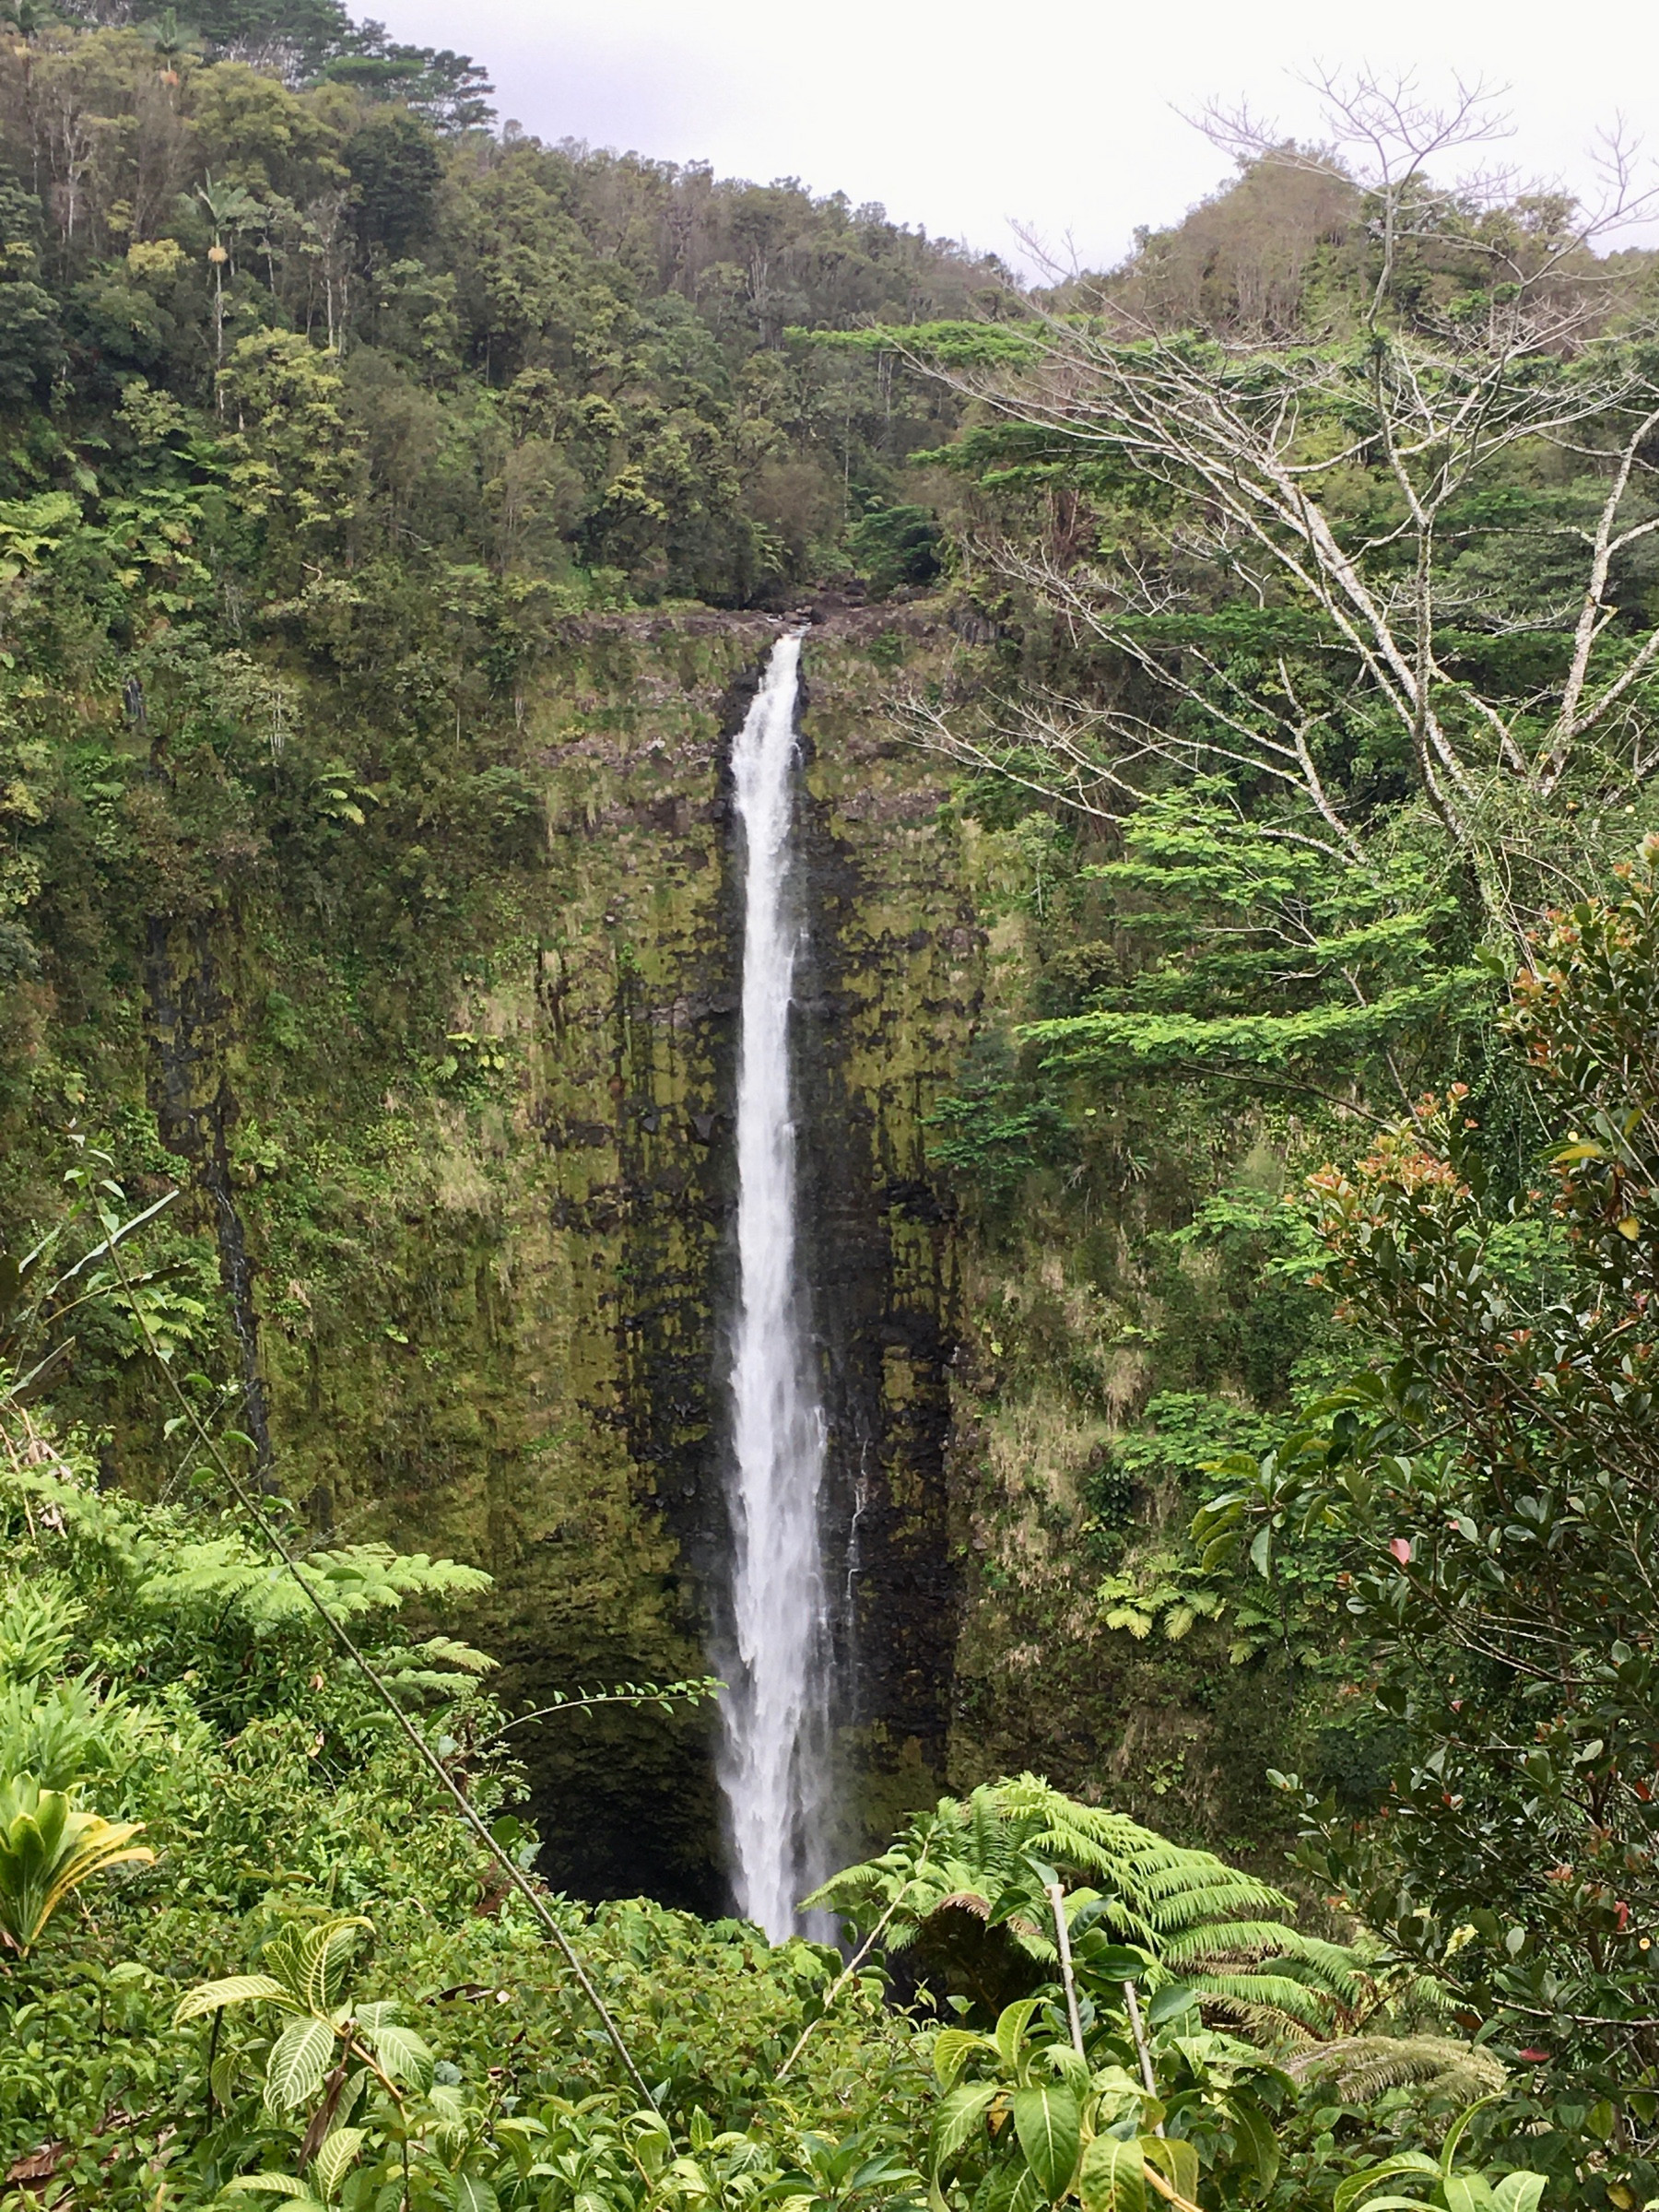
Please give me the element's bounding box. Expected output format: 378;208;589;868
371;0;1659;274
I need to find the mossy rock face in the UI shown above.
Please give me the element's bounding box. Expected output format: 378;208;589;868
788;633;983;1876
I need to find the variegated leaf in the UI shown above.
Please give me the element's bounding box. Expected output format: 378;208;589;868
312;2127;364;2202
356;2016;433;2090
265;2018;335;2113
172;1974;289;2026
932;2082;999;2167
1443;2182;1496;2212
1334;2158;1440;2212
994;1997;1043;2076
303;1918;369;2013
1142;2136;1199;2207
1490;2177;1547;2212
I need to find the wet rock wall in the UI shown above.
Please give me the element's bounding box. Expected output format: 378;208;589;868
239;609;990;1906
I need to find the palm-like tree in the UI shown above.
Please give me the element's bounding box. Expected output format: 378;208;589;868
142;9;204;89
195;175;263;402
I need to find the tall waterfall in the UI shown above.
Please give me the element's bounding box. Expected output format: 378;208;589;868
718;630;830;1941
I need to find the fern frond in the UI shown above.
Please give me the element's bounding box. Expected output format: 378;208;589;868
1157;1918;1320;1964
1185;1971;1339;2036
1284;2034;1508;2105
137;1541;492;1631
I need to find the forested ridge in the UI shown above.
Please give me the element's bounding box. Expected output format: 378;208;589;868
6;15;1659;2212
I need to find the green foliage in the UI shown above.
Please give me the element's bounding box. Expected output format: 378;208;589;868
1285;2039;1509;2111
2;34;1657;2208
926;1029;1071;1210
346;108;442;256
0;1771;152;1956
1332;2100;1546;2212
925;1982;1287;2212
1020;788;1485;1096
0;1314;931;2203
806;1775;1358;2037
175;1913;436;2121
1095;1554;1223;1643
140;1538;491;1635
846;501;943;596
1190;842;1659;2197
0;181;62;400
794;322;1041;367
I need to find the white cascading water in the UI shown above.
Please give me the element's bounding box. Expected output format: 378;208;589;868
719;630;830;1941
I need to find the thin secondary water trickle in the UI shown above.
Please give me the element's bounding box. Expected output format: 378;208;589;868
718;629;830;1942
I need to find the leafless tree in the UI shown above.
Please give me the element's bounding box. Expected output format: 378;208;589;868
903;75;1659;942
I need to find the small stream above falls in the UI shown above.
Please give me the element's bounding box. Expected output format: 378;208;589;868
719;630;830;1938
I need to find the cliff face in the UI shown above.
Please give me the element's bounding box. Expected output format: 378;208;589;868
0;22;1404;1910
788;643;983;1865
11;592;1307;1900
202;607;992;1907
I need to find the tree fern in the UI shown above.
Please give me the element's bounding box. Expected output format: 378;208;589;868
805;1774;1360;2039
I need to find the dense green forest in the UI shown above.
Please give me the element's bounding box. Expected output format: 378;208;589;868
6;12;1659;2211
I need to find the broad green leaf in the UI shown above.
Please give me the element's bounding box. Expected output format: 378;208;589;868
1224;2093;1278;2194
1442;2180;1496;2212
1078;2136;1145;2212
1083;1946;1153;1983
453;2180;499;2212
220;2180;317;2201
1334;2159;1441;2212
1046;2041;1090;2090
1142;2136;1199;2206
1007;2166;1045;2212
1013;2083;1080;2199
1439;2098;1501;2177
1144;1985;1197;2028
265;2017;335;2112
173;1973;289;2025
1089;2065;1144;2100
995;1997;1044;2076
663;2154;710;2198
934;2027;990;2088
932;2083;1000;2166
1489;2177;1547;2212
1088;2068;1145;2132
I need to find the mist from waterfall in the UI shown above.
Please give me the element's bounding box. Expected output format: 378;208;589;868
718;629;830;1942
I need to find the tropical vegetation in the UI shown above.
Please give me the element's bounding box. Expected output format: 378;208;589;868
2;9;1659;2210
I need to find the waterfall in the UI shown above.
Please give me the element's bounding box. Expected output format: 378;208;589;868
718;629;830;1942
